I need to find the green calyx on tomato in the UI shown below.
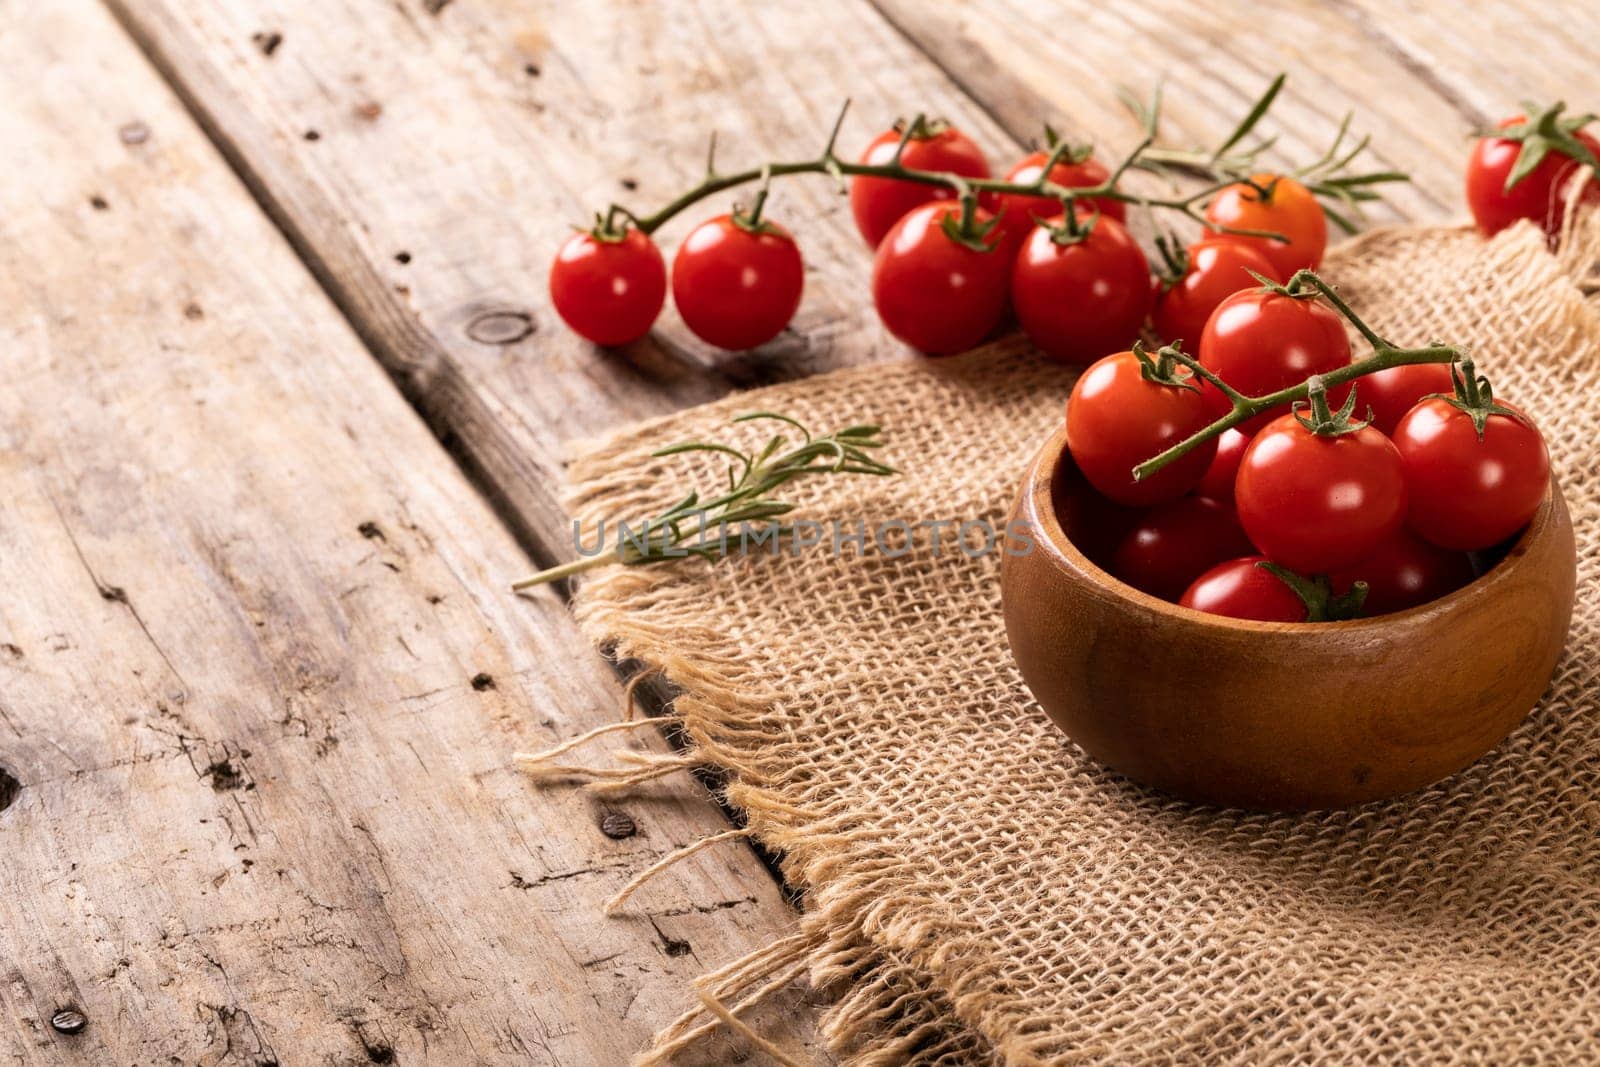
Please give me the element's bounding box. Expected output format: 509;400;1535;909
1238;173;1285;205
1431;357;1525;439
1257;562;1369;622
893;114;953;142
1491;101;1600;194
730;177;787;238
584;208;635;244
1292;376;1369;437
937;191;1003;252
1132;340;1200;392
1041;204;1100;247
1039;124;1096;166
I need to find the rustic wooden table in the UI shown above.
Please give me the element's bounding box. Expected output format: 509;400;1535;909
1;1;1593;1063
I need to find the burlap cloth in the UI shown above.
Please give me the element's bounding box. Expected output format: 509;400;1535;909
551;212;1600;1065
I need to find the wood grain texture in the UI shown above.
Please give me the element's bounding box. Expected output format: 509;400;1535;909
867;0;1599;223
104;0;1025;566
0;3;826;1062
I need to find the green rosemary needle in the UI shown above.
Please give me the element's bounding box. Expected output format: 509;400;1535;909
511;413;896;589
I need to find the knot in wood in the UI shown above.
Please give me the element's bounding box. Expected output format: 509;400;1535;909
465;310;535;345
51;1009;86;1034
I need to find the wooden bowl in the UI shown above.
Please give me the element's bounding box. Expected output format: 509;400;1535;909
1001;427;1577;810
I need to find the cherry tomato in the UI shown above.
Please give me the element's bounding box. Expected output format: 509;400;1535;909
850;123;990;248
1465;115;1600;238
1065;349;1218;507
1204;173;1327;277
1198;289;1352;434
1330;528;1475;616
1355;362;1456;436
1012;213;1152;365
1152;239;1283;349
871;201;1008;355
1196;428;1249;505
1235;413;1407;573
1391;397;1550;550
1111;496;1254;602
981;150;1125;253
1180;556;1308;623
671;214;803;350
549;228;666;346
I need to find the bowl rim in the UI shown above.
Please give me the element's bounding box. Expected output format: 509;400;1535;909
1024;424;1558;634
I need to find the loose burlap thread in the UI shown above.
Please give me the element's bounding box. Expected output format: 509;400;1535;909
551;212;1600;1065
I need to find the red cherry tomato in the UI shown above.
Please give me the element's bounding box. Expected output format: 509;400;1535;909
1180;556;1308;622
1465;115;1600;238
1111;496;1254;602
1355;362;1456;436
1197;428;1249;506
871;201;1009;355
1391;397;1550;550
1235;413;1407;573
671;214;803;350
981;150;1125;252
1204;173;1328;277
549;228;666;346
1011;214;1152;365
1153;239;1283;349
1065;349;1218;507
850;124;990;248
1198;289;1352;434
1330;528;1475;616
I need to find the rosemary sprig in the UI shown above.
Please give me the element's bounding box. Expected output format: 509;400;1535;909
1126;77;1409;234
511;413;896;589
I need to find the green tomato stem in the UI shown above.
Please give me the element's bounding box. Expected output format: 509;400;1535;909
1132;270;1460;482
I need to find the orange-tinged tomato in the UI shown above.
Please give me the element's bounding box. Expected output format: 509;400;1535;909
1204;173;1327;277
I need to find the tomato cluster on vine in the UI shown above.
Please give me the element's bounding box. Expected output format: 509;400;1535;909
1064;325;1551;624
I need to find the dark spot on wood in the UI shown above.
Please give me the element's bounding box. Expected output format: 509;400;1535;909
357;521;385;541
470;673;495;692
523;62;541;77
89;195;109;211
184;303;205;320
662;936;692;957
600;812;636;839
364;1044;395;1064
0;766;20;814
99;584;128;604
354;101;383;121
508;871;532;889
251;30;283;56
423;0;453;13
50;1008;86;1035
465;310;535;345
1351;764;1373;784
425;594;443;605
118;121;150;145
394;251;411;264
620;177;638;191
205;758;245;792
303;129;321;142
2;643;22;659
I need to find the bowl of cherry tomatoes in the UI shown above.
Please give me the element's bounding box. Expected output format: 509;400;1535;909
1001;339;1577;810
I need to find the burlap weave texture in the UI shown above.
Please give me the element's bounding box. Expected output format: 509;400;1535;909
562;215;1600;1065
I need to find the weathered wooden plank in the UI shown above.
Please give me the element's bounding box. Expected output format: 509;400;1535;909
103;0;1025;567
0;3;825;1062
1334;1;1600;124
865;0;1597;223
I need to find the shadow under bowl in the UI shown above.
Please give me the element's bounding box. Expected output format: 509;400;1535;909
1001;426;1577;810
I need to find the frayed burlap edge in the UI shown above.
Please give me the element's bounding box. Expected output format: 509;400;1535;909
536;205;1600;1067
